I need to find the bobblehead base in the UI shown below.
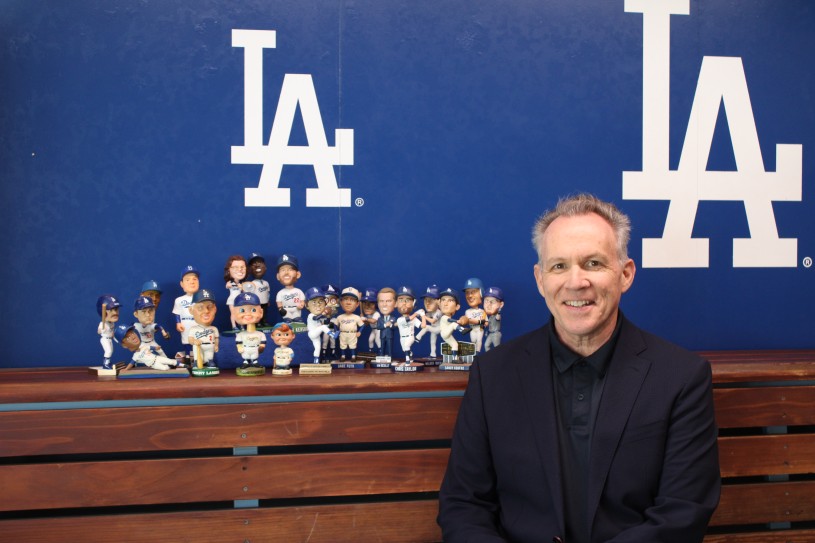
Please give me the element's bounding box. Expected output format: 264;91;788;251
88;362;125;377
118;367;191;378
236;366;265;377
272;367;293;376
438;342;475;371
332;360;366;369
392;361;425;373
415;357;441;367
298;363;332;375
191;366;220;377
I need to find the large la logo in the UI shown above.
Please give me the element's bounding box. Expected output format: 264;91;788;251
623;0;802;267
231;29;353;207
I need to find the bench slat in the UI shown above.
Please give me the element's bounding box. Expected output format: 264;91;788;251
0;397;461;457
714;387;815;428
0;500;443;543
0;448;450;512
710;480;815;526
718;434;815;477
704;529;815;543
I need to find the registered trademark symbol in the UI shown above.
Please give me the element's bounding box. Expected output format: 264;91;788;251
355;197;365;207
804;256;813;268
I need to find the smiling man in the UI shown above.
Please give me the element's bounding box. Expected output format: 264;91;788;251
438;194;720;543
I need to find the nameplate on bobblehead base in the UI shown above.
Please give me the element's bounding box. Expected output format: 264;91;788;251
299;363;332;375
415;357;441;367
272;367;293;376
191;367;220;377
392;361;425;373
370;356;393;368
332;360;366;369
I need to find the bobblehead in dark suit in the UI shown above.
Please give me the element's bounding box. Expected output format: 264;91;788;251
438;315;720;543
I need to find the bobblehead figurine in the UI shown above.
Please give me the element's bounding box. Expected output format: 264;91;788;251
187;288;220;377
303;287;337;374
133;296;170;357
360;288;381;356
437;288;475;371
333;287;366;368
321;284;340;361
234;292;266;376
275;254;305;322
95;294;121;373
372;287;398;367
224;255;248;330
462;277;487;352
414;285;442;361
114;323;187;376
248;253;271;326
173;265;200;363
483;286;505;352
270;323;295;375
140;280;163;308
394;286;424;372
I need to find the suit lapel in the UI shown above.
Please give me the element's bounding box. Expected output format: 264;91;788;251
586;318;650;526
516;324;565;534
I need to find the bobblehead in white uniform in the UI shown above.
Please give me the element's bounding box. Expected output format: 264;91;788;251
305;287;339;363
96;294;121;369
133;296;169;357
234;292;266;369
395;286;421;363
360;289;381;351
186;288;220;368
173;265;200;353
414;286;442;358
463;278;486;352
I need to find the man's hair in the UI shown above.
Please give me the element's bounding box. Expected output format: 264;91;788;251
377;287;396;299
531;193;631;263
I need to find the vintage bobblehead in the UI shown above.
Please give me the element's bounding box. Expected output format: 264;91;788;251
187;288;220;377
483;286;505;351
360;288;381;355
270;322;295;375
332;287;366;369
234;292;266;376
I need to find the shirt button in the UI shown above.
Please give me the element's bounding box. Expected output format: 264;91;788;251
577;393;585;401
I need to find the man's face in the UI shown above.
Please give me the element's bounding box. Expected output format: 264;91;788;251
271;328;294;346
307;297;326;315
340;295;359;313
134;307;156;325
250;260;267;279
483;296;504;316
122;330;141;352
236;304;263;325
396;295;414;315
180;274;199;295
533;212;635;355
464;288;482;308
361;301;376;315
191;300;217;326
141;290;161;307
439;295;460;316
423;297;439;312
276;265;301;287
377;292;396;315
105;307;120;322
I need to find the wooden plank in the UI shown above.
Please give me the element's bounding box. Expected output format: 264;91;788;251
0;397;462;457
718;434;815;477
0;500;443;543
0;448;450;512
704;529;815;543
0;366;469;404
704;350;815;384
710;481;815;526
714;386;815;428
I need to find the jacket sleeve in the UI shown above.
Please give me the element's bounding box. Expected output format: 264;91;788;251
606;359;721;542
438;359;508;542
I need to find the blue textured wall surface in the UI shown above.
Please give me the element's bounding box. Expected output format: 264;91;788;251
1;0;812;367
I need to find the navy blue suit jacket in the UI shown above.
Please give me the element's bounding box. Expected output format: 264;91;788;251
438;316;720;542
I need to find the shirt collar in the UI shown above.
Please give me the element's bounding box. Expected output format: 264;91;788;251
549;313;623;376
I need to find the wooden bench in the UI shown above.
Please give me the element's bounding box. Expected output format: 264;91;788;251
1;351;815;542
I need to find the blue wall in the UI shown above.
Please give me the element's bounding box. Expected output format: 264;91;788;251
1;0;813;368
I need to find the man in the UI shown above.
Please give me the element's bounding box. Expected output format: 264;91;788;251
438;194;720;542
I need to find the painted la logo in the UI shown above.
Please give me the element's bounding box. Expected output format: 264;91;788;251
622;0;802;267
231;29;353;207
